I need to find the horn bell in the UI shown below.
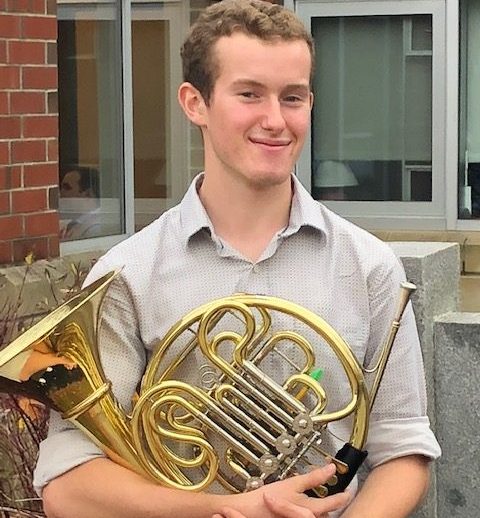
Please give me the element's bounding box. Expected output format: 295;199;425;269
0;270;146;478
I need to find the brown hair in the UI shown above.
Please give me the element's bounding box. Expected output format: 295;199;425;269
181;0;314;104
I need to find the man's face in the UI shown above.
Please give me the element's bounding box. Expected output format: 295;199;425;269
199;32;313;189
60;170;84;198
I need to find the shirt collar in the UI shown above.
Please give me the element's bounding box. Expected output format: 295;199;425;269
286;174;327;237
179;173;214;246
178;173;326;246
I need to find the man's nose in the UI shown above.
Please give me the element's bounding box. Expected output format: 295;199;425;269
260;99;286;131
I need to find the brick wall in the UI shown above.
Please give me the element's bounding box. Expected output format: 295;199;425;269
0;0;59;265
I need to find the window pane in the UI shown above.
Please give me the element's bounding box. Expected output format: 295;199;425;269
131;14;169;229
311;15;432;202
57;2;124;241
459;0;480;219
131;0;211;230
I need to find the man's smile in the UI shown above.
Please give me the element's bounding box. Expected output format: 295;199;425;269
249;136;292;148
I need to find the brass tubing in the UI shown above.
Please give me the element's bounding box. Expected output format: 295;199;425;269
367;282;416;413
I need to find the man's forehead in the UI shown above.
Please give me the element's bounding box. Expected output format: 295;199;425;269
212;34;311;78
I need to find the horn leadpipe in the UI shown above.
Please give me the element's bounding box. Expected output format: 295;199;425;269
366;281;417;413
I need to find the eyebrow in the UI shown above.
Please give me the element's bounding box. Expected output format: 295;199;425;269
231;79;310;94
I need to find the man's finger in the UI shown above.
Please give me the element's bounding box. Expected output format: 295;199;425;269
214;507;247;518
264;489;351;518
295;464;337;493
307;490;352;515
263;493;316;518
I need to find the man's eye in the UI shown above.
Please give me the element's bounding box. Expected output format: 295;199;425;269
284;95;303;103
240;92;257;99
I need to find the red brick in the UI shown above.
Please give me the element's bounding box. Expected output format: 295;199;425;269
0;142;9;165
48;233;58;256
46;41;56;65
23;162;57;186
10;91;45;114
13;236;50;262
48;184;57;209
47;90;57;114
0;66;20;89
0;0;7;11
0;92;8;114
22;16;57;40
0;14;21;38
47;137;57;161
22;66;57;89
7;0;45;14
11;139;46;163
7;0;29;10
0;191;9;213
8;40;45;65
12;188;46;213
0;165;22;190
0;240;12;265
0;40;6;63
25;210;58;236
23;114;57;138
46;0;55;15
0;214;23;240
0;116;21;139
32;0;46;12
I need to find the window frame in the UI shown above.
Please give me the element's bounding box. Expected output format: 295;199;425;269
295;0;451;231
58;0;190;256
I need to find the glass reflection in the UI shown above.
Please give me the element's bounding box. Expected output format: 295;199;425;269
57;2;124;241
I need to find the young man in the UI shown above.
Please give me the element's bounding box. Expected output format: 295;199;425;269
35;1;440;517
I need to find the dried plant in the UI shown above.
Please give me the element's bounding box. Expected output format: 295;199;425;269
0;256;94;518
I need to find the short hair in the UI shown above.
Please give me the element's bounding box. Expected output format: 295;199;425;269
181;0;314;104
62;165;100;199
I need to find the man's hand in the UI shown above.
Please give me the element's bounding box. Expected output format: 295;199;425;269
218;464;351;518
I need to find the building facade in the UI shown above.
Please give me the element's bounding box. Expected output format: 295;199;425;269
0;0;479;265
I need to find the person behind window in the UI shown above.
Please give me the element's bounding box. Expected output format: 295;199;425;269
59;166;102;240
313;160;359;200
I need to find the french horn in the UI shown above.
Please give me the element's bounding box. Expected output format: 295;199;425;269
0;270;415;497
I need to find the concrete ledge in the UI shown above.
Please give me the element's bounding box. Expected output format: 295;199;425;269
390;242;460;425
460;274;480;311
434;313;480;518
389;242;460;518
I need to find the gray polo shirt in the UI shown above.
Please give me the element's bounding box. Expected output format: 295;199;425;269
34;174;440;500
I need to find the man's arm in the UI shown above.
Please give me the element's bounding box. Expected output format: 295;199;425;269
42;458;350;518
340;455;430;518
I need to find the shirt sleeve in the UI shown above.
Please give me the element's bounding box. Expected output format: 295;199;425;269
363;252;441;468
33;260;147;495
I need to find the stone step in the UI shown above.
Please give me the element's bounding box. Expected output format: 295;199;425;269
460;274;480;312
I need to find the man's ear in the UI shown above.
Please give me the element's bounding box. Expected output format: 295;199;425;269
178;82;208;126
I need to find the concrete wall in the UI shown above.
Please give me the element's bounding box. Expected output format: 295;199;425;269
434;313;480;518
391;242;480;518
391;242;461;518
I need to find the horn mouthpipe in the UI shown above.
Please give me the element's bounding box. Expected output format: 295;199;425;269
367;281;416;413
394;282;417;322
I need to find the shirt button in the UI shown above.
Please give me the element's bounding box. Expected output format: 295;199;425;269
253;265;260;273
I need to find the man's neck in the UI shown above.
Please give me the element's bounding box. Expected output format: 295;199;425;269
198;173;293;262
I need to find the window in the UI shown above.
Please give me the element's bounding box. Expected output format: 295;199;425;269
311;15;432;203
57;0;211;252
296;1;446;230
459;0;480;220
131;1;190;230
57;1;125;242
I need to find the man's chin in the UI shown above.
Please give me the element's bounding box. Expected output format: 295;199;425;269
250;170;293;189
